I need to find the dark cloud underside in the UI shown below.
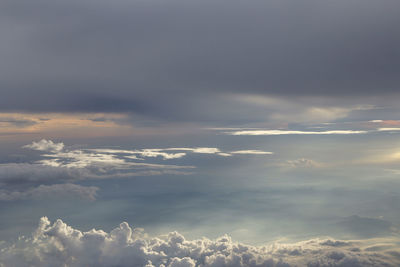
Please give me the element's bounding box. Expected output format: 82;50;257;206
0;0;399;117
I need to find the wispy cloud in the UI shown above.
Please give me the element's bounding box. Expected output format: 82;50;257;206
27;141;273;164
22;139;274;176
378;128;400;132
0;140;274;202
226;130;367;136
282;158;322;169
230;150;274;155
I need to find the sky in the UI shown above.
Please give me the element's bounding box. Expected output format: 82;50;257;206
1;0;400;266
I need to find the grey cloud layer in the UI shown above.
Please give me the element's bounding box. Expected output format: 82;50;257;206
0;183;98;201
0;163;99;201
1;0;400;123
0;140;272;201
26;140;272;169
1;217;399;267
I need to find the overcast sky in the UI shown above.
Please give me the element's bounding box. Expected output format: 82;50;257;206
1;1;400;266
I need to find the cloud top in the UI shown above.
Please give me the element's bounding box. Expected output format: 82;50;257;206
1;217;399;267
23;139;64;152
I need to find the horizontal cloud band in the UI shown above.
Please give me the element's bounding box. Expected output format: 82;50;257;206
227;130;368;136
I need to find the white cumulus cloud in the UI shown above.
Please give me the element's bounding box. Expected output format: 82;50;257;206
23;139;65;152
1;217;399;267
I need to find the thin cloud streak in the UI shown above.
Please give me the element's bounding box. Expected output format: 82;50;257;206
230;150;274;155
227;130;368;136
378;128;400;131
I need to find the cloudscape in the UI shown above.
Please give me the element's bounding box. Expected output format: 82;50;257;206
1;0;400;266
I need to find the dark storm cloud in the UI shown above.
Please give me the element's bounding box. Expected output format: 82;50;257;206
1;0;400;121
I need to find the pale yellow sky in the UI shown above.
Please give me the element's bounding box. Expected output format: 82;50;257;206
0;113;134;139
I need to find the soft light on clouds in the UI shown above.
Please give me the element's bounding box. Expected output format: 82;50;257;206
227;130;368;136
23;140;196;171
378;128;400;132
164;148;222;154
23;141;274;171
0;113;135;139
0;140;275;204
23;139;64;152
1;0;400;262
230;150;274;155
1;217;399;267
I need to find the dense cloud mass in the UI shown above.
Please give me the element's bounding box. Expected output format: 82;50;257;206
1;217;399;267
1;0;400;124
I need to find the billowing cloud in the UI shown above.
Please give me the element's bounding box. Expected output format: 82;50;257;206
1;217;399;267
23;139;64;152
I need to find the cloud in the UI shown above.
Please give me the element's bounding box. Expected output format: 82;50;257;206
230;150;273;155
0;117;37;127
0;183;98;201
23;141;273;169
235;94;358;124
0;163;87;185
23;139;64;152
283;158;321;169
0;160;191;203
0;140;274;202
1;217;399;267
0;113;139;139
89;149;187;160
226;130;367;136
336;215;396;239
22;140;196;171
163;148;222;154
378;128;400;132
0;164;99;201
1;0;400;118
